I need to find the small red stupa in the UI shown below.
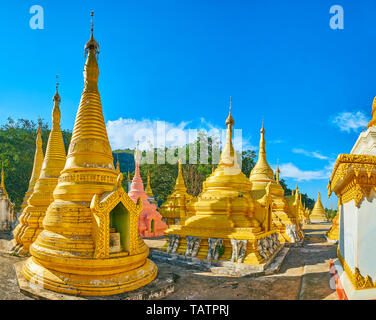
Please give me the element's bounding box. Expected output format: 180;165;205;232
128;145;167;237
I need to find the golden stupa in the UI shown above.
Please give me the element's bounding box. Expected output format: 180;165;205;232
22;13;157;296
13;124;43;243
13;81;66;255
160;160;193;226
310;192;328;222
286;187;304;228
327;204;339;241
249;123;302;243
145;170;158;206
19;124;44;212
164;103;280;266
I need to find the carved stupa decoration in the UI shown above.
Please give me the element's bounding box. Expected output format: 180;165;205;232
128;144;167;237
12;80;66;255
21;12;157;296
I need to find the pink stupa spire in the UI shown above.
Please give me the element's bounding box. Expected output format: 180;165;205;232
128;143;167;237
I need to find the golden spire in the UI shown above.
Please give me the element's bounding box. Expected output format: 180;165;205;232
12;81;67;253
367;97;376;128
219;97;238;168
116;154;120;173
145;170;154;198
64;12;113;172
0;163;8;198
249;121;274;181
175;159;187;192
127;170;130;181
275;159;280;184
20;122;44;210
83;11;100;92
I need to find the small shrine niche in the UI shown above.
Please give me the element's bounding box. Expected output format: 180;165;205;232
109;203;130;253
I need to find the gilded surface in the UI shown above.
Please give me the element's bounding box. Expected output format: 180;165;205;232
164;103;280;266
338;247;376;290
12;86;66;255
328;154;376;207
22;15;157;296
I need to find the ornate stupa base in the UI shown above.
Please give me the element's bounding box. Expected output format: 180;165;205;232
152;234;289;277
22;255;157;297
15;259;175;300
330;258;376;300
160;225;283;272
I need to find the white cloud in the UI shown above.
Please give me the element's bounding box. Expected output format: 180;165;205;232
278;162;331;181
106;117;253;153
292;148;329;160
332;111;369;133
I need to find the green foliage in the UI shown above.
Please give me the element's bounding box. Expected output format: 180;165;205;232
325;208;337;220
0;117;72;212
1;117;316;216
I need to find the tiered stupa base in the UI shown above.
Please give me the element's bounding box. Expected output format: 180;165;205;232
22;254;157;296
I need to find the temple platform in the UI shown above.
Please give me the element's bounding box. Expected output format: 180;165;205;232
14;261;175;300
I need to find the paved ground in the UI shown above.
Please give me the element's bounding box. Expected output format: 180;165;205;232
0;223;338;300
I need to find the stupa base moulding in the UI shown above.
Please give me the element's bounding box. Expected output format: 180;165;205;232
14;261;175;300
150;246;289;277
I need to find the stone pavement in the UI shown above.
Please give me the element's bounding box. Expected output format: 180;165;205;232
0;223;338;300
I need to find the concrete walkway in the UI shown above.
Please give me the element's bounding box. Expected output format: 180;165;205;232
0;223;338;300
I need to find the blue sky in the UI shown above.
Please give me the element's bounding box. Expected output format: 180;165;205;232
1;0;376;208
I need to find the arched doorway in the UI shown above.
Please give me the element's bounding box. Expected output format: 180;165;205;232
151;219;155;233
109;203;130;252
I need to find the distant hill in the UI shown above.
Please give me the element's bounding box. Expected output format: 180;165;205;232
112;149;135;174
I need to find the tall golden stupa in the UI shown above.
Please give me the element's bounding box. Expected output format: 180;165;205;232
160;160;193;226
13;124;44;242
145;171;158;206
22;12;157;296
12;81;66;255
249;124;302;243
19;124;44;213
310;192;328;222
164;103;280;266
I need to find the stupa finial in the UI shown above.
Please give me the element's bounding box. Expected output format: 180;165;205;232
52;78;61;125
276;158;280;184
116;154;120;173
225;96;234;127
249;120;274;181
85;11;99;57
220;98;238;167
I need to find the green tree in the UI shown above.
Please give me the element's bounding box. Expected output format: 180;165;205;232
0;117;71;212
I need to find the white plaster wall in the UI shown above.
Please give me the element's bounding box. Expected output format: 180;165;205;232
0;198;12;230
341;200;358;271
351;127;376;155
357;192;376;280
